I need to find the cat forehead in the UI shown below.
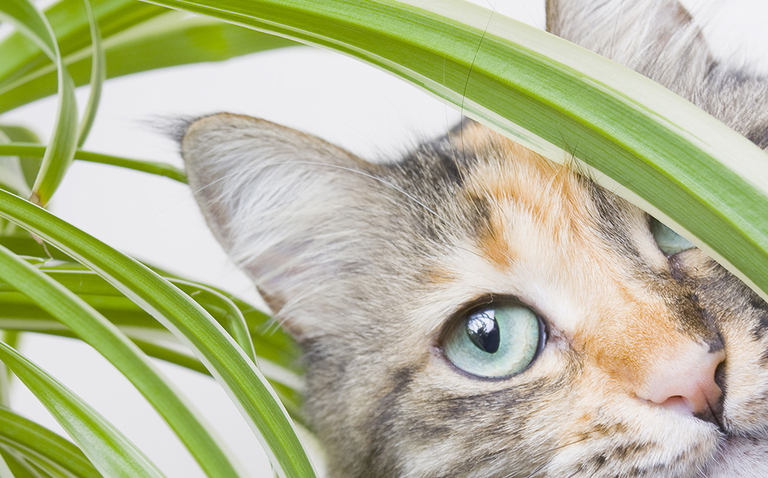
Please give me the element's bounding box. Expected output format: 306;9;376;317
411;124;674;337
431;123;650;270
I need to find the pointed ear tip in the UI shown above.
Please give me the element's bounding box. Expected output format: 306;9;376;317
180;113;271;150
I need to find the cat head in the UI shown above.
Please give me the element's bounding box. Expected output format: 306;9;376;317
180;0;768;476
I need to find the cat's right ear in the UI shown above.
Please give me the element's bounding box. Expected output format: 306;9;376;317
547;0;768;151
180;113;384;339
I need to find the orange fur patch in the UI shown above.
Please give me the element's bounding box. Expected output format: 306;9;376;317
456;125;594;270
455;124;705;399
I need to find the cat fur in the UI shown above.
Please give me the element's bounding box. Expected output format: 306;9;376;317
179;0;768;476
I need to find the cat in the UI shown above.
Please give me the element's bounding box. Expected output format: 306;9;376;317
177;0;768;476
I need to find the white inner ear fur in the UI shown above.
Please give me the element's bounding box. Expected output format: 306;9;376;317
181;113;384;337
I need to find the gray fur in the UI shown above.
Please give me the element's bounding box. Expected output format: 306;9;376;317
181;1;768;476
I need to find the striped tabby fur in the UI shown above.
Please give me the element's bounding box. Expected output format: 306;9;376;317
180;0;768;476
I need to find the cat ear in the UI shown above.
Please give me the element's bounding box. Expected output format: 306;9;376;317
180;113;384;339
547;0;710;93
547;0;768;151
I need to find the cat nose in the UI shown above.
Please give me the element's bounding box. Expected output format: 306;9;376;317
635;345;725;416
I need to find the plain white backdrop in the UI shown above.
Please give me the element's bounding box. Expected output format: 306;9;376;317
2;0;766;476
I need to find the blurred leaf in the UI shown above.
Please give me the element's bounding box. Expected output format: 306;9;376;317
0;0;166;90
0;244;243;477
0;126;42;191
0;406;99;478
0;447;17;478
76;0;105;148
0;144;187;183
0;191;316;478
0;331;21;407
0;130;31;198
0;0;56;59
0;0;78;206
0;448;30;478
0;11;297;115
0;342;164;478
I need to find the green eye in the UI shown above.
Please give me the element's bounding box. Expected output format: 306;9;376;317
443;302;543;378
650;218;696;255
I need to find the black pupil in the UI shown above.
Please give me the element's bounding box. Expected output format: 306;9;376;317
466;310;500;354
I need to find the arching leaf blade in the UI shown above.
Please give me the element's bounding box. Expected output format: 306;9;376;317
0;191;317;478
0;407;99;478
144;0;768;302
0;13;297;115
0;342;165;478
0;245;243;478
0;0;166;91
76;0;105;148
0;0;55;59
0;144;187;183
0;0;78;206
0;127;42;191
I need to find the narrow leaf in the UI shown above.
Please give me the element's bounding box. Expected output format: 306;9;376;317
0;342;164;478
0;12;296;115
0;192;317;478
0;448;30;478
0;144;186;183
0;0;78;206
0;0;166;91
76;0;105;147
0;244;242;478
146;0;768;302
0;447;16;478
0;126;42;190
0;406;99;478
0;0;55;59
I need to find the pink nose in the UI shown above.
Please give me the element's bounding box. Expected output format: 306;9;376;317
635;344;725;416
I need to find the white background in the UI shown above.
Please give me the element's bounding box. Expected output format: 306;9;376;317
1;0;766;476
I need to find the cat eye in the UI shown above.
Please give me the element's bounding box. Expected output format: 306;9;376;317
443;301;544;378
650;217;696;255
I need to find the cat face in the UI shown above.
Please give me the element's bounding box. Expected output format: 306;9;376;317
181;115;768;477
180;0;768;476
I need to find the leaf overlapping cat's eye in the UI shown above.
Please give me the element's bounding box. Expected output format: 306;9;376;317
651;218;696;255
443;301;544;378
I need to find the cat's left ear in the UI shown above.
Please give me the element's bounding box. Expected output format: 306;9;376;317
548;0;768;151
547;0;710;90
180;113;385;338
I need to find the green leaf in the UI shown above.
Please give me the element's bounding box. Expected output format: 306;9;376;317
0;448;31;478
0;406;99;478
0;10;297;115
0;249;301;375
0;331;21;407
145;0;768;303
0;144;187;183
0;244;242;477
0;127;42;191
0;191;317;478
0;0;166;92
0;0;56;59
0;342;164;478
0;447;17;478
76;0;105;148
0;131;31;198
0;0;79;206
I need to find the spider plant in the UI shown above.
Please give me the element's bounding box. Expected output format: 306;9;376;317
0;0;765;477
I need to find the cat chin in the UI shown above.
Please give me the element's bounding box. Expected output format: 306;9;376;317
704;436;768;477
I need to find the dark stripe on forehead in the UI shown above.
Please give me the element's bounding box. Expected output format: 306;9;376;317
585;180;644;260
